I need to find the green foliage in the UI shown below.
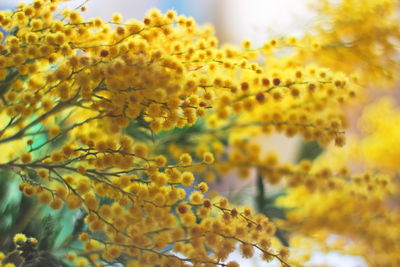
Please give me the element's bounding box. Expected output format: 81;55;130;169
255;171;290;246
38;215;61;251
296;141;323;162
0;171;83;265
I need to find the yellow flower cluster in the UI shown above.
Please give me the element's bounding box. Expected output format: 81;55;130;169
0;234;39;267
297;0;400;85
0;0;399;266
0;0;305;265
0;255;15;267
260;1;400;265
278;171;398;265
359;97;400;169
277;97;400;266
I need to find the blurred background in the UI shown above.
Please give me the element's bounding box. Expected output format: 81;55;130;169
1;0;317;48
0;0;368;266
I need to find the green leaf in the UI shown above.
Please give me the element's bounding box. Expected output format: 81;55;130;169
263;205;288;220
39;215;61;251
125;116;154;142
71;210;87;238
0;68;19;98
264;192;287;205
296;140;324;162
275;228;290;247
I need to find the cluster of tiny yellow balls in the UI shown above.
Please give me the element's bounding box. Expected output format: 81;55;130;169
0;0;360;265
1;0;399;266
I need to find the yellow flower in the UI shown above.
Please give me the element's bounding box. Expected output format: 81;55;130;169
13;233;27;244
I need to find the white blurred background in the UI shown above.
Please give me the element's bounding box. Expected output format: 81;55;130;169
2;0;317;46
